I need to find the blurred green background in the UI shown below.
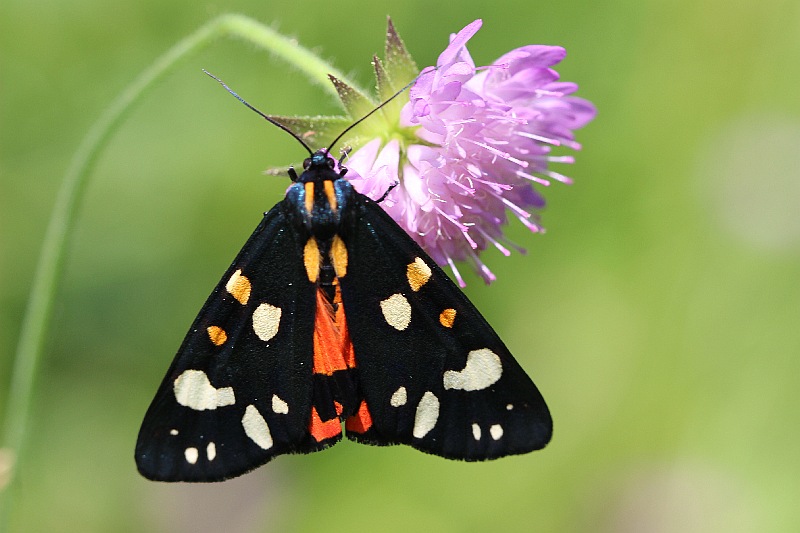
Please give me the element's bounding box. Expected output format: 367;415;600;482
2;0;799;531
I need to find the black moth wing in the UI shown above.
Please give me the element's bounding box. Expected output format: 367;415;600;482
340;193;552;459
136;205;318;482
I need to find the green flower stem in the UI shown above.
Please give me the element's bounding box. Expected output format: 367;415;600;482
0;13;359;528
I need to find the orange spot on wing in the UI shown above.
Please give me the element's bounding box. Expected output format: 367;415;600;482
330;235;348;278
309;406;342;442
345;400;373;434
225;269;251;305
439;308;457;328
304;237;320;283
206;325;227;346
313;287;356;375
407;257;432;291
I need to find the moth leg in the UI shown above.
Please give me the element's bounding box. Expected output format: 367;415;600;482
376;181;399;204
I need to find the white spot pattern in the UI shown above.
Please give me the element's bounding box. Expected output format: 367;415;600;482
472;423;481;441
184;447;199;464
206;442;217;461
169;429;179;436
390;386;407;407
272;394;289;414
413;391;440;439
443;348;502;391
242;404;273;450
173;370;235;410
252;303;282;341
380;293;411;331
490;424;504;440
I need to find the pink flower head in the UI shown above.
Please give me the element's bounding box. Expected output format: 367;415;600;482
321;20;595;285
346;20;595;285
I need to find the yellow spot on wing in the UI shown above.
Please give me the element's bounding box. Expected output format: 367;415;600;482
226;269;251;305
330;235;348;278
206;325;227;346
304;237;320;282
323;180;337;212
439;308;456;328
304;182;314;214
407;257;432;291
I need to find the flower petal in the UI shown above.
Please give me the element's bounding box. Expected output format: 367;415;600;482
437;19;482;66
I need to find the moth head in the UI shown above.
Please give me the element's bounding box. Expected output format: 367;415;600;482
303;151;336;171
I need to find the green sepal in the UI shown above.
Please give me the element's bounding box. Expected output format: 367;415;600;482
373;56;406;121
268;19;422;160
265;114;352;150
328;75;377;120
384;17;419;88
373;56;393;101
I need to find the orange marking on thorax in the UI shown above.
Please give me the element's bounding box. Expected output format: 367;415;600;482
304;182;314;214
312;286;355;375
323;180;337;212
345;400;373;434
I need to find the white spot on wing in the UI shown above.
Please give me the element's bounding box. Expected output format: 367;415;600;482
206;442;217;461
443;348;502;391
390;386;407;407
173;370;235;410
506;404;514;410
413;391;440;439
272;394;289;414
490;424;503;440
472;423;481;441
252;303;282;341
242;404;273;450
184;447;198;464
380;293;411;331
169;429;179;436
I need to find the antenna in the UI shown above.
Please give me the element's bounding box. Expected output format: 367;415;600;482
327;76;419;156
203;69;313;155
204;69;423;160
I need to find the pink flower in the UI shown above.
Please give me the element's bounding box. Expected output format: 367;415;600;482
274;19;595;285
345;20;595;285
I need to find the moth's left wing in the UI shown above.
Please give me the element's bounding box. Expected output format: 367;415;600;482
339;195;552;460
136;206;319;482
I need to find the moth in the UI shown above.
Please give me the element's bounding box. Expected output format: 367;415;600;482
135;74;552;482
